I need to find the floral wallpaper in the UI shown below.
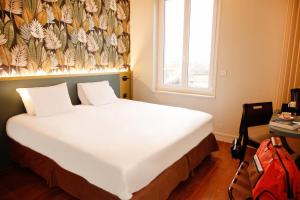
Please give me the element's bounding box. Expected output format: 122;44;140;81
0;0;130;77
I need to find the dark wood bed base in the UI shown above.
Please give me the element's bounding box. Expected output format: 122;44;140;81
10;133;218;200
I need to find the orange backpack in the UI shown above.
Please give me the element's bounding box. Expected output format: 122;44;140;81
252;139;300;200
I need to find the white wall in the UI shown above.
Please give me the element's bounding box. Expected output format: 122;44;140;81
130;0;289;142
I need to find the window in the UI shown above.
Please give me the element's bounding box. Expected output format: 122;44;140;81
156;0;219;96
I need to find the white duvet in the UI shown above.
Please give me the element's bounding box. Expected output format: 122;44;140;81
6;99;213;200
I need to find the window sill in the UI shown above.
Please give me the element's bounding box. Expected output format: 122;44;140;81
153;89;216;99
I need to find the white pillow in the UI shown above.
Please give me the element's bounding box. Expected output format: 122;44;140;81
17;83;74;117
77;81;118;106
16;88;36;115
77;84;90;105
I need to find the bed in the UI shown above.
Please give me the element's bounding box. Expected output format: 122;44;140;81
0;74;218;200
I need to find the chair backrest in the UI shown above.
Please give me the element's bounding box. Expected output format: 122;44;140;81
238;102;273;162
242;102;273;128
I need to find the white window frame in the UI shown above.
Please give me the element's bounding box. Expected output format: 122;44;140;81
155;0;220;97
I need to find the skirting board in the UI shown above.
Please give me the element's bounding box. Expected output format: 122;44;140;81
213;131;236;143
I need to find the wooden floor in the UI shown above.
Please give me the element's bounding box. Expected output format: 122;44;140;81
0;142;255;200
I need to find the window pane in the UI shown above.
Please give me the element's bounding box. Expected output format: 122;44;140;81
163;0;184;86
188;0;214;89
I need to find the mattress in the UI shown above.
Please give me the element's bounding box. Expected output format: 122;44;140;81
6;99;213;200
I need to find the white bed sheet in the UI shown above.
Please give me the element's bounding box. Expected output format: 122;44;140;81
6;99;213;200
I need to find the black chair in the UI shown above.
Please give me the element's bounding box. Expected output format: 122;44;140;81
239;102;273;162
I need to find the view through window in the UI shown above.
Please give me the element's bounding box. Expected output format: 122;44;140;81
158;0;218;95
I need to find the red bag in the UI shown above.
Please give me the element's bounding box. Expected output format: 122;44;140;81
252;139;300;200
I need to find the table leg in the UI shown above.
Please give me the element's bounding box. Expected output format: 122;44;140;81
280;136;295;154
295;156;300;170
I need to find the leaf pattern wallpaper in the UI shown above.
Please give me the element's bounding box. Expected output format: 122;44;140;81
0;0;130;77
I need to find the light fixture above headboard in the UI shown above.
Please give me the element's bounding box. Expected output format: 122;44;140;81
0;65;129;78
0;0;130;78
